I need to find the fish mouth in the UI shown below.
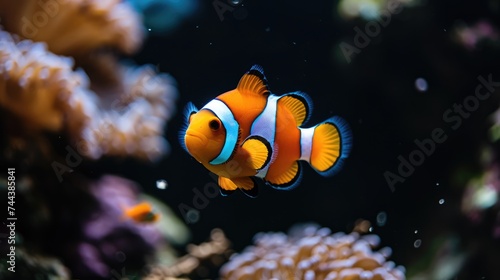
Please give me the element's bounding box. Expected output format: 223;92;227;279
185;131;208;151
186;131;206;141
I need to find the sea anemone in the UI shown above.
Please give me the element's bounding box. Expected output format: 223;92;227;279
220;224;406;280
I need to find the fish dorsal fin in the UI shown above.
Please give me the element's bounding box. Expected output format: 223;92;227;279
237;65;270;96
241;136;272;170
279;92;313;126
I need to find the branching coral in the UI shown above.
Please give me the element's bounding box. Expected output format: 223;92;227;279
220;225;406;280
0;0;176;161
77;64;178;160
0;0;143;56
145;229;232;279
0;30;87;132
0;28;177;161
0;0;183;279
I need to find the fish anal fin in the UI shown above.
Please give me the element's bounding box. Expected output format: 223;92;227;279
237;65;269;96
279;92;312;126
242;136;272;170
266;161;302;190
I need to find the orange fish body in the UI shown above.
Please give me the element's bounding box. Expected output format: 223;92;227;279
123;202;159;223
181;65;352;197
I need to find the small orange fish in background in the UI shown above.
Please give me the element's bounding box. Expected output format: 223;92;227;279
122;202;160;223
180;65;352;197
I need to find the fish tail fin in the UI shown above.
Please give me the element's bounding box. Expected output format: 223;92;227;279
300;116;352;176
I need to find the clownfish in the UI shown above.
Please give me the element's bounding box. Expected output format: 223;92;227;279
122;202;160;223
180;65;352;197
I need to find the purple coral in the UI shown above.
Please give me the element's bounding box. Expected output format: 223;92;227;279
63;175;165;279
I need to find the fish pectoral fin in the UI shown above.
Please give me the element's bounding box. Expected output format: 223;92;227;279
232;177;256;190
279;92;313;126
265;161;303;190
219;176;254;190
237;65;270;96
218;176;239;191
242;136;272;170
184;102;199;123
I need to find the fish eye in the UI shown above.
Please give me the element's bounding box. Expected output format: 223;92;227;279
209;119;221;131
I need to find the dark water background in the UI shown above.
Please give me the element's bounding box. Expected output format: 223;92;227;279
84;0;500;278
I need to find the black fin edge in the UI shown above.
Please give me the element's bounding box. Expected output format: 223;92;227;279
244;135;272;170
265;162;303;191
240;177;259;198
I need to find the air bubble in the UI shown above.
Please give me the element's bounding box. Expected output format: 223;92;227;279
414;239;422;248
376;211;387;226
156;179;168;190
415;78;428;92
